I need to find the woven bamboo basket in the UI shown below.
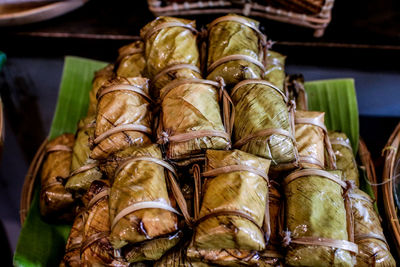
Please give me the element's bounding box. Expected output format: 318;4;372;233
19;137;376;224
147;0;334;37
382;122;400;256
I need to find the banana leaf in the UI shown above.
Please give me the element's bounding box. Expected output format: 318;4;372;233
155;247;213;267
189;149;270;265
284;170;353;266
350;189;395;267
264;50;286;92
140;16;201;97
305;78;359;153
40;133;75;221
329;131;360;186
87;64;115;117
60;210;85;267
295;110;326;169
115;41;146;78
109;144;179;249
80;180;128;266
91;77;153;160
14;56;108;267
66;115;103;196
123;231;182;263
207;14;265;88
231;81;297;170
160;79;230;161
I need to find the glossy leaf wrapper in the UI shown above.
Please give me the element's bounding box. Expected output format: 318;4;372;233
155;247;213;267
330;131;360;186
264;50;286;92
123;231;182;263
60;210;85;267
109;145;178;249
87;64;115;116
115;41;146;78
80;180;128;266
295;110;326;169
350;189;395;267
160;80;230;161
188;149;270;265
231;81;297;169
40;134;75;220
284;170;353;266
91;77;152;160
286;74;308;111
66;116;103;195
140;16;201;97
207;14;265;88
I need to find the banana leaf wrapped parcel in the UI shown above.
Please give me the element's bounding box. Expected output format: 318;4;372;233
295;110;336;169
140;16;201;97
231;79;297;170
80;180;128;266
158;79;230;162
40;133;75;220
91;77;153;160
264;50;286;92
155;247;213;267
285;74;308;111
350;189;395;267
66;116;103;196
283;169;357;266
207;14;267;88
187;149;270;265
329;131;360;186
87;64;115;116
109;144;189;260
115;41;146;78
60;210;85;267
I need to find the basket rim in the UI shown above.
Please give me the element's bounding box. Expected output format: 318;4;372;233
146;0;333;27
19;138;48;224
382;122;400;255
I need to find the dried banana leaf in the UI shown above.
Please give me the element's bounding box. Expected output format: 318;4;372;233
264;50;286;92
295;110;326;169
231;80;297;170
189;248;283;267
155;247;213;267
80;180;128;266
284;170;354;266
285;74;307;111
263;181;284;266
87;64;114;116
160;79;230;161
40;134;75;220
109;144;178;249
60;210;85;267
140;16;201;97
330;131;360;186
350;189;395;267
115;41;146;78
91;77;152;160
123;231;182;263
207;14;266;88
66;116;103;196
192;149;270;251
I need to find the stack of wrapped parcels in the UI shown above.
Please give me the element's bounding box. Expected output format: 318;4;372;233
38;14;395;267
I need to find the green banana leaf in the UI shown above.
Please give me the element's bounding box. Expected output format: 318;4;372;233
305;78;359;153
304;78;376;205
14;56;107;267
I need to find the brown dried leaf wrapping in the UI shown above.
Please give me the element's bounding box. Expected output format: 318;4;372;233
351;189;396;267
61;210;85;267
91;77;152;160
115;41;146;79
109;145;178;249
160;81;230;160
40;134;75;220
295;110;326;169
